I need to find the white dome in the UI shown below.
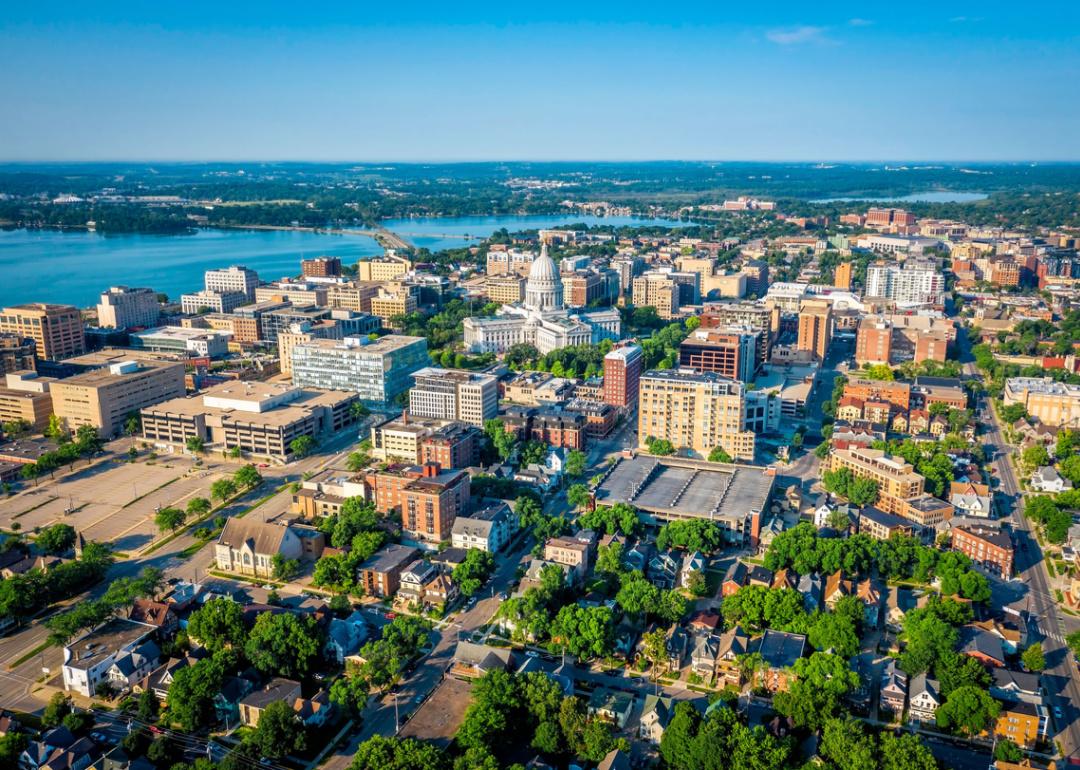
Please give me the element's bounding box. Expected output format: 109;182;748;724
524;243;563;312
528;243;558;281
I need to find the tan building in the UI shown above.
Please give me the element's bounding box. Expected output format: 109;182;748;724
993;701;1047;749
485;276;526;305
370;416;444;463
638;369;761;461
825;446;924;503
96;286;160;330
0;334;37;375
326;282;380;313
356;255;411;283
277;321;339;376
370;283;419;324
0;304;85;361
1003;377;1080;428
675;256;746;299
0;372;54;432
215;518;305;578
254;282;328;307
632;274;680;319
50;358;186;438
544;535;593;581
796;299;833;362
833;261;853;290
408;367;498;427
142;381;358;461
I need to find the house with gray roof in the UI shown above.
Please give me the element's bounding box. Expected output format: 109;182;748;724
450;500;517;553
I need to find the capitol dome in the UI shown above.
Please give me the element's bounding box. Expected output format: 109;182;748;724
524;243;563;311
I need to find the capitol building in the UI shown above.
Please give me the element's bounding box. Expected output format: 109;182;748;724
464;244;621;355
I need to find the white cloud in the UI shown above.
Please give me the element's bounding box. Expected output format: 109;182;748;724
848;18;874;27
766;25;829;45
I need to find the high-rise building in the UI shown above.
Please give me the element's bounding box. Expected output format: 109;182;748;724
699;302;777;365
678;328;758;382
96;287;161;330
254;281;328;307
50;358;186;437
291;335;428;409
0;334;37;374
833;262;853;290
204;266;260;301
637;369;764;461
796;299;833;362
408;367;498;427
180;290;248;315
866;208;917;228
370;283;419;324
485;276;526;305
865;262;945;306
603;343;642;408
855;315;954;366
365;463;470;544
563;271;606;307
356;255;412;282
632;274;680;319
301;257;342;278
0;304;85;361
1003;377;1080;428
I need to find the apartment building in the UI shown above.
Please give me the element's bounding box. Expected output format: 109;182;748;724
356;255;411;282
369;283;419;324
632;274;680;319
866;207;917;228
1003;377;1080;428
699;302;778;364
503;405;588;450
291;335;428;410
485;248;534;277
0;334;36;375
796;299;833;362
407;367;497;427
843;377;913;411
142;381;358;461
563;271;605;307
637;369;762;461
951;525;1014;578
485;275;526;304
994;701;1048;750
255;281;329;307
0;372;54;432
420;422;481;470
180;290;248;316
204;266;260;301
50;358;186;437
301;256;342;278
603;343;643;408
0;304;85;361
678;328;758;382
864;261;945;307
366;463;470;544
833;262;853;290
96;286;160;330
825;445;924;503
855;315;954;366
326;282;380;313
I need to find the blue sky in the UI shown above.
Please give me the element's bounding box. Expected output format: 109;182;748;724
2;2;1078;161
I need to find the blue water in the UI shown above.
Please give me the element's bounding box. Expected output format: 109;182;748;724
810;191;989;204
381;214;689;251
0;228;383;308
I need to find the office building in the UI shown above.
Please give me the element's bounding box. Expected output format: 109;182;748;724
356;255;411;282
866;207;917;227
0;334;36;375
291;334;428;409
130;327;230;358
51;358;186;438
141;381;358;461
865;261;945;307
0;304;85;361
503;405;587;450
327;282;380;313
204;266;260;301
0;371;54;432
408;367;498;427
369;283;419;324
637;369;763;461
301;257;341;278
485;276;526;305
632;273;680;319
833;262;853;290
369;415;479;469
259;304;330;344
180;290;248;316
255;281;328;307
603;343;643;408
96;286;160;330
855;315;954;366
1003;377;1080;428
699;302;777;364
678;328;758;382
796;299;833;362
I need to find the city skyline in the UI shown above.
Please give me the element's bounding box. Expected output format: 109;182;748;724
2;2;1079;161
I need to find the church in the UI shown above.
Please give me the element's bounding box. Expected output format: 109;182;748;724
464;244;621;355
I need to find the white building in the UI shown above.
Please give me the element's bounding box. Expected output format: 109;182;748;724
129;326;230;358
204;265;260;301
180;290;248;315
464;244;621;355
408;367;498;427
96;286;160;330
865;261;945;307
451;501;518;553
62;618;158;697
857;234;941;256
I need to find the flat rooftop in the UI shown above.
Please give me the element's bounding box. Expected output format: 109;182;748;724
594;454;773;523
65;617;155;669
144;383;353;426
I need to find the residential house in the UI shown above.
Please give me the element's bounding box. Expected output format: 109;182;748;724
624;541;652;574
798;573;823;613
358;544;420;598
686;611;721;637
856;578;882;627
398;559;441;606
908;673;941;723
293;690;334;728
972;618;1026;656
716;625;750;687
666;625;689;671
994;700;1049;749
950;482;993;518
679;551;706;589
450;501;518;553
139;655;196;702
1031;466;1072;493
722;561;748;597
588;688;634;729
879;659;908;714
885;587;917;633
324;611;369;664
691;635;720;678
991;668;1044;705
452;641;512;678
747;564;775;588
771;567;797;591
639;695;674;744
214;676;254;725
960;625;1007;668
823;570;852;609
756;630;806;693
102;747;155;770
215;519;304;579
649;551;680;590
239;678;302;727
19;728;98;770
597;749;631;770
62;618;157;697
127;599;179;638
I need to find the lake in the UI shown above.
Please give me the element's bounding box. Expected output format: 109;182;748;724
810;191;989;204
0;213;689;308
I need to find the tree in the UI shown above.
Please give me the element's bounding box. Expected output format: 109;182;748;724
708;446;733;463
565;449;587;478
167;655;229;731
234;464;262;489
36;523;76;554
820;718;876;770
42;693;73;727
453;548;495;597
864;364;895;381
271;553;301;581
185;436;205;455
774;652;859;730
186;497;211;517
1021;445;1051;469
641;628;667;675
567;484;592;510
552;605;614;659
1067;630;1080;660
154;507;186;534
346;450;370;472
290;434;316;458
245;612;321;679
45;414;68;442
187;597;247;653
248;701;306;759
808;611;860;658
210;477;237;502
351;736;447;770
484;419;517;461
994;739;1023;763
136;687;160;724
1021;642;1046;672
936;685;1000;736
646;437;676;456
879;732;938;770
332;496;380;548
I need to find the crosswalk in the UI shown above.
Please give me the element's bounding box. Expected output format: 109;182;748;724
1038;626;1066;644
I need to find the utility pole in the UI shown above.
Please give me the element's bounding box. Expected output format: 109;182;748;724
394;692;400;734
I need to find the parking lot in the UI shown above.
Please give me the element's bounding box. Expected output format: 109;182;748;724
0;458;227;553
